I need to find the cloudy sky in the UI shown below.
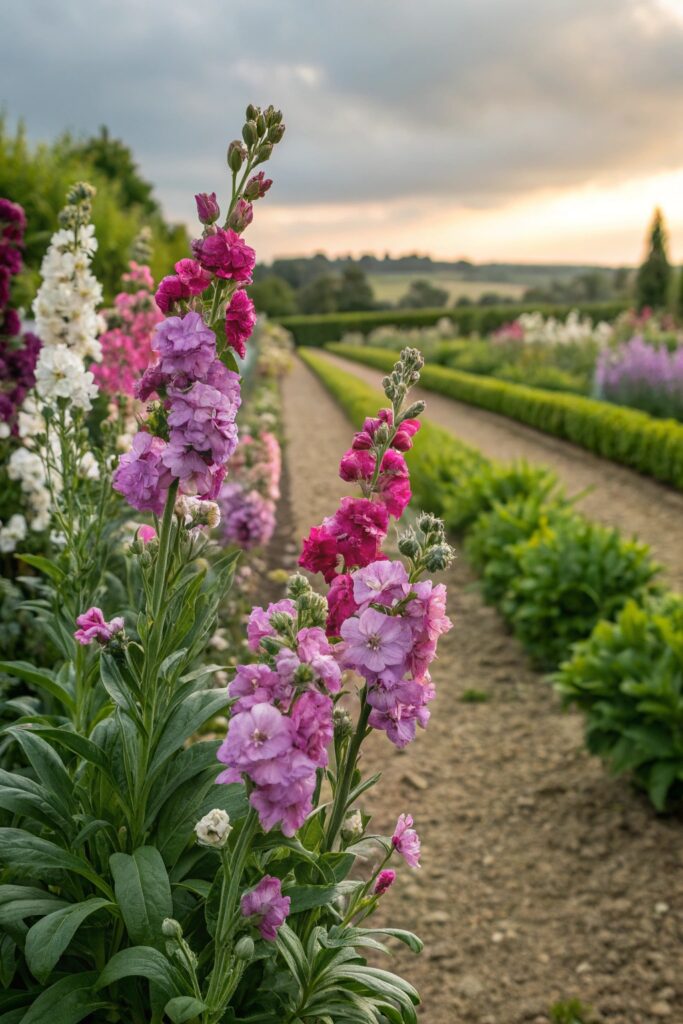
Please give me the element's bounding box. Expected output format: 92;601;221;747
3;0;683;264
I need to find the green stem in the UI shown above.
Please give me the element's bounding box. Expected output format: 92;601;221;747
323;692;371;852
151;480;179;625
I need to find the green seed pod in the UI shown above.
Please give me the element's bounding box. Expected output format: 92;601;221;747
235;935;255;960
242;121;258;147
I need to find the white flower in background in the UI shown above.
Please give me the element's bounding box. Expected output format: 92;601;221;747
78;452;100;480
194;809;232;848
35;345;98;411
174;495;222;530
0;423;9;440
8;442;57;534
0;514;27;554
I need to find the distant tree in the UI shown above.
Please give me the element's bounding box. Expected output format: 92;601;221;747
478;291;508;306
249;275;297;317
636;208;671;310
613;266;631;295
72;126;159;215
398;278;449;309
336;266;375;312
297;274;339;314
454;296;473;307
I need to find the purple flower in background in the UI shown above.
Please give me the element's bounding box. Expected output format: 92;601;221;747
595;335;683;421
240;876;290;941
219;482;276;548
392;813;421;868
112;432;173;515
152;312;216;379
74;607;124;646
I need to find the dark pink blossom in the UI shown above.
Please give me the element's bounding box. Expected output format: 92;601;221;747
240;876;290;941
194;191;220;225
192;228;255;282
155;274;191;313
326;573;357;637
225;289;257;359
374;869;396;896
174;258;212;294
74;607;124;646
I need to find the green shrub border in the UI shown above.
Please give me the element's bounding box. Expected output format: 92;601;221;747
277;301;627;346
326;344;683;491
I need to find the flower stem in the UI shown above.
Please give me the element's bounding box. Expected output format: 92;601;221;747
323;691;371;852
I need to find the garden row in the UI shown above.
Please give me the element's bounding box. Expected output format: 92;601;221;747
300;348;683;810
277;300;627;346
327;343;683;491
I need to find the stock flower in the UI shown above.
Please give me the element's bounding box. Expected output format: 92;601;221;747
326;573;357;637
246;599;296;651
74;607;124;646
392;813;421;868
155;274;191;314
0;514;27;553
217;703;293;783
112;431;173;515
353;559;409;608
195;191;220;225
137;525;157;543
244;171;273;200
339;448;375;482
34;345;98;411
376;449;411;518
152;311;216;379
174;258;212;294
167;381;239;462
192;228;255;282
194;808;232;848
299;498;389;583
340;607;412;675
249;764;316;836
225;289;257;359
290;690;334;765
219;482;276;548
227;198;254;233
374;869;396;896
162;445;226;498
229;663;291;714
240;876;290;941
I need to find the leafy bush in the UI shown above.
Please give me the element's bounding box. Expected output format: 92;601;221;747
278;301;628;346
446;460;561;534
556;594;683;808
496;363;587;394
328;344;683;490
501;515;658;668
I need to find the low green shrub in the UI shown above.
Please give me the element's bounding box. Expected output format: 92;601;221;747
446;459;560;534
555;594;683;808
502;515;658;668
279;301;627;346
327;344;683;490
495;363;587;394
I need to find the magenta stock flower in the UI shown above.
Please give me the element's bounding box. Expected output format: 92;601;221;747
374;869;396;896
113;432;173;515
240;876;290;941
225;289;257;359
137;525;157;543
74;607;124;646
392;813;421;868
192;228;256;282
341;607;412;676
155;274;191;314
194;191;220;225
244;171;272;201
152;311;216;379
227;198;254;233
299;498;389;583
174;258;212;294
326;573;357;637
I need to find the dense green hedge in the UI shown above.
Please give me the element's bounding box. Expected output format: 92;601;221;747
300;347;681;806
327;344;683;490
278;301;627;346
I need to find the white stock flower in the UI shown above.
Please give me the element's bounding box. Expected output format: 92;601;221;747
0;514;27;553
194;809;232;848
35;345;98;411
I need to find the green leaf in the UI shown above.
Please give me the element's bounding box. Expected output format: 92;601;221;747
284;882;359;914
219;348;240;374
96;946;181;998
110;847;172;949
0;662;74;713
149;691;229;778
0;936;16;989
19;972;108;1024
25;898;113;984
100;654;140;712
164;996;207;1023
6;729;73;819
0;830;111;897
14;554;65;584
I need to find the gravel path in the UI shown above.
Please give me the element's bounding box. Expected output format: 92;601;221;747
279;356;683;1024
319;351;683;592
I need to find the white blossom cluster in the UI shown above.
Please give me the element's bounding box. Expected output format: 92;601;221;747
0;514;27;554
6;191;104;547
515;310;613;347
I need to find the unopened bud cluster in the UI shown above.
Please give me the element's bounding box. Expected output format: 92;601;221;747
399;512;455;575
228;103;285;174
382;348;425;410
58;181;97;229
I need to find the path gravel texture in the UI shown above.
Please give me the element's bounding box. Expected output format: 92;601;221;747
319;351;683;592
278;356;683;1024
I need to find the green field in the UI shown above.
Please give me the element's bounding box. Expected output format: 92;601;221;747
367;272;527;306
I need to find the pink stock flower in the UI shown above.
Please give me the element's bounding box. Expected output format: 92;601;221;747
352;559;409;608
299;498;390;583
155;274;191;313
392;813;421;868
240;876;290;941
326;573;357;637
225;289;257;359
340;607;412;676
246;599;296;652
152;311;216;379
192;228;255;282
219;482;276;548
339;448;375;483
113;432;173;515
162;445;226;499
376;449;411;518
137;525;157;543
217;703;293;782
174;258;212;294
299;524;340;582
374;869;396;896
74;607;124;646
244;171;272;200
392;418;421;452
229;663;291;714
194;191;220;225
249;764;316;836
290;690;333;766
227;198;254;233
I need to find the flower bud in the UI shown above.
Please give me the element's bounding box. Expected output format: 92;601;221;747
254;143;273;165
242;121;258;147
293;662;315;686
244;172;273;201
398;532;420;559
333;707;353;740
256;113;266;136
235;935;255;959
287;573;312;600
195;809;232;848
162;918;183;939
268;123;286;144
246;103;259;121
374;869;396;896
399;401;425;422
195;191;220;225
227;198;254;233
228;140;248;172
342;809;363;841
424;543;455;573
269;611;295;634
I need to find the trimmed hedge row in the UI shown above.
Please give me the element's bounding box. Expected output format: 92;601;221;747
327;344;683;491
300;347;682;807
278;300;627;347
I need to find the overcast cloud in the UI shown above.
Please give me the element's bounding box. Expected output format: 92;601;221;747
2;0;683;259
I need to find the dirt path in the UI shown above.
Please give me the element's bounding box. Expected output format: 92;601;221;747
280;356;683;1024
318;351;683;592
